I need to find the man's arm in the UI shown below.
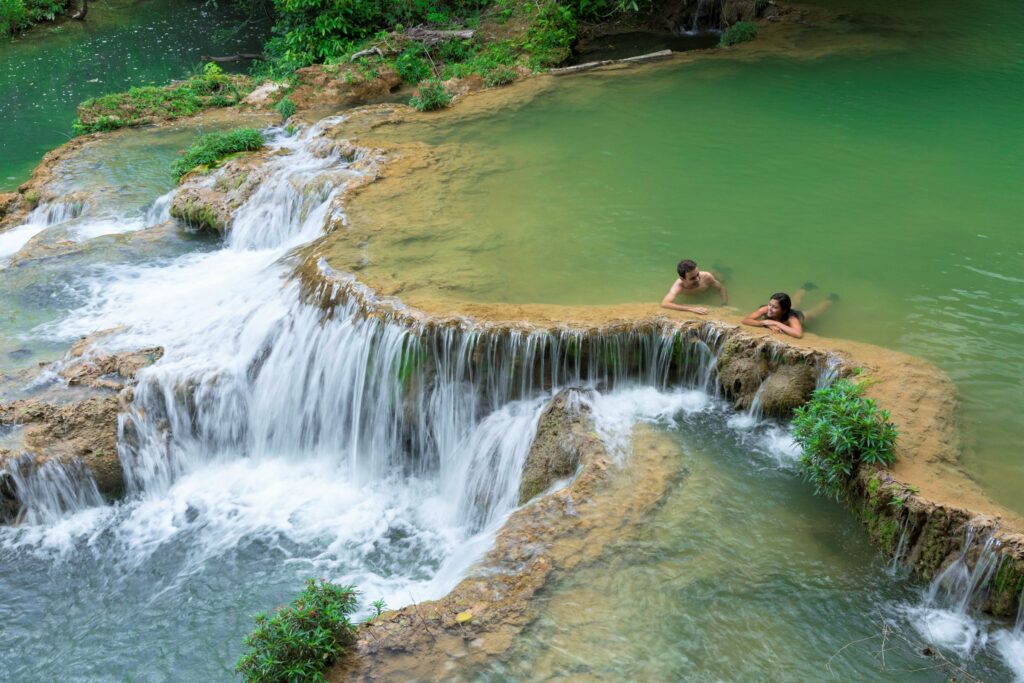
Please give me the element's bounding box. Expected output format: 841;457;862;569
661;281;708;315
708;274;728;305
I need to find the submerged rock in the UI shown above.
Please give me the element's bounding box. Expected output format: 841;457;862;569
518;388;594;504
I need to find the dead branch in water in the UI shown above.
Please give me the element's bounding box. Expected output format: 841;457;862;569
548;49;673;75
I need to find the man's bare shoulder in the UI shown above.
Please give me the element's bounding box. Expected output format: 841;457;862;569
699;271;718;284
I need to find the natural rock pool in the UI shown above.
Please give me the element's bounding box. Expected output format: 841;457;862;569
0;0;1022;681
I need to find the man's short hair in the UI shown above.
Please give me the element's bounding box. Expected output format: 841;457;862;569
677;259;698;277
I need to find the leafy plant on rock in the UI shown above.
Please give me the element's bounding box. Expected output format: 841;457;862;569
171;127;265;181
792;379;898;500
720;21;758;46
236;579;359;683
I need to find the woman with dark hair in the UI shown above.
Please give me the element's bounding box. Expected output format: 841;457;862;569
742;286;836;339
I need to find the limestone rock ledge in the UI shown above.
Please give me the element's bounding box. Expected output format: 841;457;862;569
330;389;681;682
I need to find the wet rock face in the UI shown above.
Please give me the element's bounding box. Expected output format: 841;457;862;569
758;363;818;417
718;354;768;410
0;343;162;523
518;389;593;505
715;336;823;416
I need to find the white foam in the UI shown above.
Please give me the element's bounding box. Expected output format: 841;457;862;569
995;630;1024;682
585;386;710;462
905;606;988;658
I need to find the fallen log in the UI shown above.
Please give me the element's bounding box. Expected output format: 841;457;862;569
350;46;384;61
199;53;267;63
548;49;673;75
403;26;475;44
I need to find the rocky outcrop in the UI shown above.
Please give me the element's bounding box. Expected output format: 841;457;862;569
716;334;823;415
170;152;272;233
517;389;592;504
0;341;162;523
330;398;681;682
290;65;403;111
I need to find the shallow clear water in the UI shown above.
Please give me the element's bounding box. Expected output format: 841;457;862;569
368;0;1024;515
0;0;270;190
479;391;1020;681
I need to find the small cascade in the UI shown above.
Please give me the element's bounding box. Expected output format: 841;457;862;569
925;527;1001;614
1016;587;1024;635
908;526;1002;657
0;199;86;263
0;454;105;526
815;353;842;389
887;521;910;576
688;0;707;34
145;190;175;225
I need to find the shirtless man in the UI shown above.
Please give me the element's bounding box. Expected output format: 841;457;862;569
660;259;728;315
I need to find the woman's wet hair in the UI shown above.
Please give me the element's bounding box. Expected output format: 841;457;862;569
770;292;792;315
677;259;698;277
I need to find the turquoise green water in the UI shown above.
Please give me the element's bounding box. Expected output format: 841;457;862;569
0;0;269;190
381;0;1024;515
479;412;1017;680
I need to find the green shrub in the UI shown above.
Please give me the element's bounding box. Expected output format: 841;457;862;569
275;96;297;121
1;0;69;34
792;379;898;500
0;0;28;34
396;43;432;83
409;79;451;111
171;128;265;181
522;2;577;68
236;579;359;683
484;64;517;87
720;21;759;47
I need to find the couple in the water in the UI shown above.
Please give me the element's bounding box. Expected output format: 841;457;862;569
660;259;835;339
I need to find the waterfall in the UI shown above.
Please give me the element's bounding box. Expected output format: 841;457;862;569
907;526;1002;658
688;0;707;34
0;454;105;526
0;199;85;264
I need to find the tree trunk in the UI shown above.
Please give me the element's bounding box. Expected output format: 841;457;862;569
71;0;87;21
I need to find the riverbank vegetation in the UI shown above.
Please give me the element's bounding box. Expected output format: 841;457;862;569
73;63;252;135
0;0;68;35
236;579;359;683
171;127;264;181
67;0;744;132
793;379;898;500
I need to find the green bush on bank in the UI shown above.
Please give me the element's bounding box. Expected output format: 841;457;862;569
792;379;898;500
720;21;758;46
236;579;359;683
409;78;451;111
1;0;68;35
72;63;252;136
171;127;265;181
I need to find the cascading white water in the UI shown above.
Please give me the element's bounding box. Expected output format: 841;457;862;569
0;199;85;264
903;526;1003;658
0;454;105;526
